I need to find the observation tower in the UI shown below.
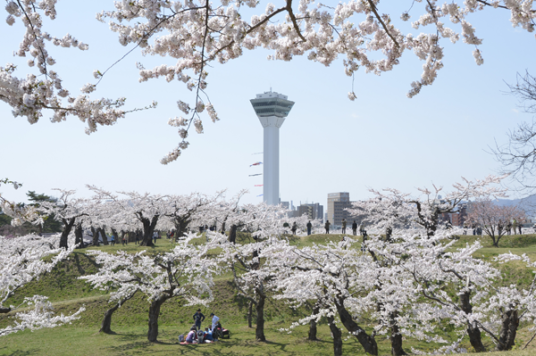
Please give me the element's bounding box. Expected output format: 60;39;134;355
250;90;295;206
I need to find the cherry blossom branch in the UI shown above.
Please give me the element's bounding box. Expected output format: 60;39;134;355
365;0;400;48
286;0;307;42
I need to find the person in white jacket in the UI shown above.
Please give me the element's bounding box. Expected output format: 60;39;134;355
210;313;219;333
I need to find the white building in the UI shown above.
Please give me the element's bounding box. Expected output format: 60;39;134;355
250;90;295;205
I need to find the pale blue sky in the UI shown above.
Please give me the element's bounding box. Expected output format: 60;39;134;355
1;1;535;207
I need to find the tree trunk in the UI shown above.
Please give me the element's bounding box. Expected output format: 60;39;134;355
174;218;190;241
459;291;486;352
100;291;137;334
140;216;158;247
389;312;407;356
59;217;76;249
100;303;120;334
0;307;11;314
229;224;237;244
91;226;100;246
255;292;266;341
248;300;253;328
148;297;167;342
497;308;519;351
327;314;343;356
74;223;84;248
98;227;109;245
335;297;378;355
112;228;119;243
308;304;320;341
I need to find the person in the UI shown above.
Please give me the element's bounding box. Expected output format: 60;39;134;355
185;327;197;344
204;327;213;342
122;234;126;246
110;234;115;246
135;233;139;245
325;220;331;234
341;219;347;234
153;231;158;244
291;222;297;235
306;220;312;236
193;309;205;330
210;313;219;333
352;220;358;236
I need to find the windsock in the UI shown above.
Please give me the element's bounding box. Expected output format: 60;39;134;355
250;162;262;167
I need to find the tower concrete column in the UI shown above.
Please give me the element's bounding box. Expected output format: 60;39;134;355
250;91;294;205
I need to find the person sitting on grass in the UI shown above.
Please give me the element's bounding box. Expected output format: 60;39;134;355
185;327;197;344
204;327;213;342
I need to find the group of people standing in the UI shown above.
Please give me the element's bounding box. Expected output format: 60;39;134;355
323;219;360;235
184;309;221;344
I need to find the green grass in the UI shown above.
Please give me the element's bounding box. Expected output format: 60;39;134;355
3;233;536;355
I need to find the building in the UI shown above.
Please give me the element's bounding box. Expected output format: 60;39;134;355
451;204;468;227
250;90;295;205
327;192;354;227
297;203;324;221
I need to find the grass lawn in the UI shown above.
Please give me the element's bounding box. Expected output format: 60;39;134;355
3;233;536;355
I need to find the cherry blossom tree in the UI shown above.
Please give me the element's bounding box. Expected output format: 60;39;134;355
161;191;224;240
36;189;89;248
0;233;84;336
80;233;220;341
3;1;535;163
466;199;527;247
87;186;169;246
0;178;41;228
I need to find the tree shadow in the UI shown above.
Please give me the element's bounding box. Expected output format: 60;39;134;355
4;350;39;356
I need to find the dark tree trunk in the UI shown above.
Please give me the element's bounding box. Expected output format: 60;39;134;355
100;291;137;334
112;228;119;243
59;217;76;249
0;306;11;314
98;227;109;245
255;291;266;341
100;303;120;334
497;308;519;351
389;312;407;356
91;226;100;246
248;300;253;328
308;304;320;341
148;297;167;342
327;314;343;356
335;297;378;355
229;224;238;244
140;215;159;247
385;227;393;242
174;218;190;241
459;291;486;352
74;223;84;248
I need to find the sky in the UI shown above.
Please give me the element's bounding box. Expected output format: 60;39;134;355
1;1;536;209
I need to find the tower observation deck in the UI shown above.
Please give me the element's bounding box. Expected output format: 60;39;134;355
250;91;295;206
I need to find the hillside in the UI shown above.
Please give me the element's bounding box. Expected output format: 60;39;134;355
2;234;536;355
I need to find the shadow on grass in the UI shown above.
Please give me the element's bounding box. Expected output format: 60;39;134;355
2;350;40;356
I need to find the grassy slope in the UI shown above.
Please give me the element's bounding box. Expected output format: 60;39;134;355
2;234;536;355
